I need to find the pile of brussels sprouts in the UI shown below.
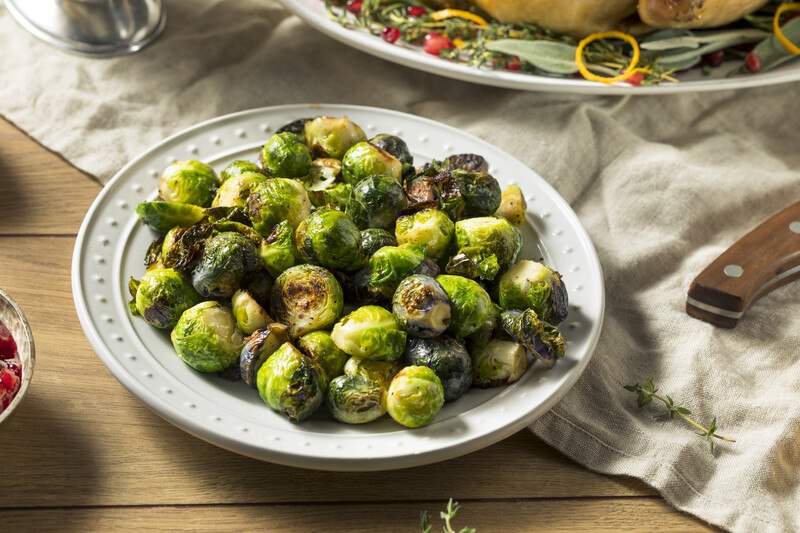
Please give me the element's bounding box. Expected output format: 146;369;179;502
128;115;569;428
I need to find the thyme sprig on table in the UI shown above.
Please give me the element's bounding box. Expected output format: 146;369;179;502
624;378;736;455
421;499;476;533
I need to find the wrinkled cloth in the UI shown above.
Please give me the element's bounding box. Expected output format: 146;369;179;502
2;1;799;531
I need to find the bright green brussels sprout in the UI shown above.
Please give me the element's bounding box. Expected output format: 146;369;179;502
256;342;325;422
352;175;407;230
171;301;244;373
360;229;397;258
231;289;273;335
212;171;268;208
500;309;565;368
158;160;220;207
404;335;472;402
498;260;569;324
435;275;492;338
130;267;201;329
135;201;206;234
344;194;369;230
220;160;266;183
259;221;297;278
247;178;312;234
330;305;406;362
295;208;364;271
394;209;455;261
370;134;413;177
343;357;400;390
392;275;451;338
451;170;501;218
191;232;260;299
326;374;386;424
307;181;352;209
495;185;527;226
298;330;349;384
445;216;522;281
472;339;528;387
304;116;367;159
270;265;344;338
239;323;290;387
385;365;444;428
259;132;312;179
465;302;501;353
368;245;425;299
341;142;402;185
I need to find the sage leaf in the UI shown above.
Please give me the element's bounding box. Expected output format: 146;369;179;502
750;18;800;71
641;28;768;51
486;39;578;74
656;31;772;70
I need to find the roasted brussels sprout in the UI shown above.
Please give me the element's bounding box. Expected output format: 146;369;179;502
465;302;502;353
276;117;312;136
451;170;501;218
435;275;492;338
304;158;341;193
239;323;290;387
307;181;352;209
270;265;344;338
446;216;522;281
259;220;297;278
231;290;272;334
191;232;260;299
295;208;364;271
498;260;568;324
298;330;349;384
441;153;488;173
304;116;367;159
330;305;406;361
339;266;381;307
495;185;527;226
394;209;455;261
220;160;266;183
404;169;464;220
259;132;312;179
247;178;312;234
135;201;206;234
343;357;400;390
392;275;451;338
158;160;220;207
171;301;244;372
256;342;325;422
326;374;386;424
212;171;268;208
500;309;566;368
368;245;426;299
370;134;413;178
404;335;472;402
352;175;407;230
341;141;402;185
385;365;444;428
245;269;274;307
472;339;528;387
360;228;397;258
130;267;201;329
160;224;213;270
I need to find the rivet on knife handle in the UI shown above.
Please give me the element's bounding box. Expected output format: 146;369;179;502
686;200;800;328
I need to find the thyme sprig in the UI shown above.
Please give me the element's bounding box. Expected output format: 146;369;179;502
420;499;476;533
624;378;736;455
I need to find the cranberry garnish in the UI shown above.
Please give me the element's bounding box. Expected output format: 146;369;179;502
703;51;725;68
0;369;17;391
6;363;21;378
0;323;16;360
626;71;645;86
423;32;454;56
406;5;425;17
745;51;761;73
382;26;400;44
504;56;522;71
346;0;363;15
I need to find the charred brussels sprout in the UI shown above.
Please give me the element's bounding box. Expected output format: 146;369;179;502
435;275;492;338
239;323;290;387
304;158;342;194
304;116;367;159
277;117;312;136
270;265;344;338
446;216;522;281
131;267;201;329
344;357;400;390
326;374;386;424
404;335;472;402
341;142;402;185
385;366;444;428
256;342;325;422
191;232;260;299
171;301;244;372
330;305;406;361
352;174;407;230
220;160;266;183
360;229;397;258
394;209;455;261
451;170;501;218
231;290;272;334
135;201;205;234
298;330;349;384
259;221;297;278
212;170;268;208
472;339;528;387
369;245;426;299
441;153;488;173
495;185;527;226
392;275;451;338
247;178;312;234
500;309;566;368
370;134;413;177
259;132;312;179
295;208;363;271
404;169;465;220
465;302;501;353
245;270;274;307
307;181;352;209
158;160;220;207
498;260;568;324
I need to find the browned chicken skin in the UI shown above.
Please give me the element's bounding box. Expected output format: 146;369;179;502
638;0;771;29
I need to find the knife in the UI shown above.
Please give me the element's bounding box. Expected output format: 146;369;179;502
686;200;800;328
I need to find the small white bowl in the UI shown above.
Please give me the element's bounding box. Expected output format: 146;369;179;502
0;288;35;424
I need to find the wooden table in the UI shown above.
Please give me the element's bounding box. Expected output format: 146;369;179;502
0;117;713;532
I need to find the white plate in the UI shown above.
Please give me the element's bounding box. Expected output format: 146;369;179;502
72;104;604;471
280;0;800;95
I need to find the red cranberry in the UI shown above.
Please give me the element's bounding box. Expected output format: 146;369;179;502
0;323;16;360
703;51;725;68
626;71;645;86
745;52;761;73
423;32;454;56
346;0;363;15
6;363;21;378
406;5;425;17
0;369;17;391
382;26;400;44
504;56;522;71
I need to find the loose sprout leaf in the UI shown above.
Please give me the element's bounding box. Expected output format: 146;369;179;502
485;40;578;74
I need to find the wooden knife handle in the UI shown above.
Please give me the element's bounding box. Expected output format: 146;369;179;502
686;200;800;328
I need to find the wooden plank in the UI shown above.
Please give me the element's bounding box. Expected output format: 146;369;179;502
0;499;715;532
